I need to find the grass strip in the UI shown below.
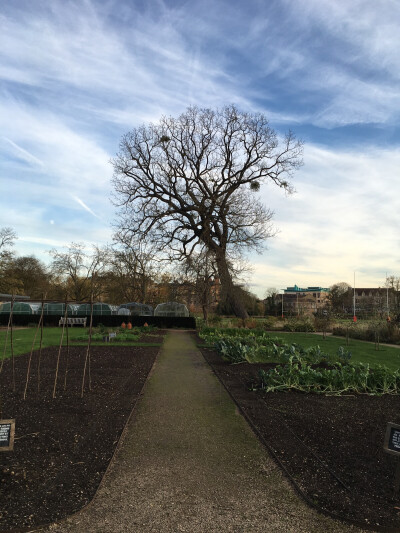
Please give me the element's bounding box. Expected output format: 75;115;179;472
0;327;162;359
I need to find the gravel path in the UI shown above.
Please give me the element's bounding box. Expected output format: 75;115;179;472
37;331;366;533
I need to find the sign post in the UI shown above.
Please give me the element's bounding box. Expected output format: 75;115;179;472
383;422;400;498
0;419;15;452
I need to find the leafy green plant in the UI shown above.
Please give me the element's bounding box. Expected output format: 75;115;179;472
259;358;400;395
96;323;108;335
337;346;352;364
213;338;253;364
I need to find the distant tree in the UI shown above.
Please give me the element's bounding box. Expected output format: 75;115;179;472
112;105;303;319
385;276;400;315
0;227;19;294
104;238;158;304
49;243;109;301
264;287;279;316
329;282;352;314
0;259;23;295
0;227;17;253
4;256;52;299
177;248;219;322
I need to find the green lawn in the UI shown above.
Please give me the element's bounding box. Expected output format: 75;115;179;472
266;332;400;371
0;327;163;359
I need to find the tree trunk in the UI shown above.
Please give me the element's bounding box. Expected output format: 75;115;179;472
202;304;209;323
214;250;248;319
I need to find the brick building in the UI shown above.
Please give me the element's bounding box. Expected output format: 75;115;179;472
276;285;330;316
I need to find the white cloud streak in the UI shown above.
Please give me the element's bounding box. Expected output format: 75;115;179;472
72;195;101;219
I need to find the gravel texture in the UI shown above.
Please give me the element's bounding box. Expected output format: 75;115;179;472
33;331;366;533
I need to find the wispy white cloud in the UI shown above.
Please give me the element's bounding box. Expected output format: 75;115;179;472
251;143;400;294
2;137;44;167
1;0;399;297
72;195;101;219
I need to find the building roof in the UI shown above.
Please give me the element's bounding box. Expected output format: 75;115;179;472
284;285;330;293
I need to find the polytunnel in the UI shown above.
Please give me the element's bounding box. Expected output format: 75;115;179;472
76;303;118;316
118;303;154;316
42;303;79;316
0;302;39;314
154;302;189;317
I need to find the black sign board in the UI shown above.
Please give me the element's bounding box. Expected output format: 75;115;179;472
384;422;400;456
0;419;15;452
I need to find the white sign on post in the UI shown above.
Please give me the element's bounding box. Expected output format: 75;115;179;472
0;419;15;452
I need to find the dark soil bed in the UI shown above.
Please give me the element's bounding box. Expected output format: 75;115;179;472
0;344;159;531
199;342;400;531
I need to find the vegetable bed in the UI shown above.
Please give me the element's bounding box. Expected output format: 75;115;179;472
199;339;400;530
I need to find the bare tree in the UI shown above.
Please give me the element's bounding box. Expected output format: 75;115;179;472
112;105;303;318
105;236;159;304
177;248;219;322
49;243;109;302
385;275;400;316
264;287;279;316
0;228;19;294
0;227;17;252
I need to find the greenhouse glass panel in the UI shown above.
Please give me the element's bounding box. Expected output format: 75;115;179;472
118;303;154;316
117;307;131;316
0;302;38;314
43;303;80;316
154;302;189;317
76;303;116;316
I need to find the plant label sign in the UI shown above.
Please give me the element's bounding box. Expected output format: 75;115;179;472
0;419;15;452
384;422;400;456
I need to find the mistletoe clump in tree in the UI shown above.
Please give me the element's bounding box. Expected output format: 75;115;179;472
112;105;303;319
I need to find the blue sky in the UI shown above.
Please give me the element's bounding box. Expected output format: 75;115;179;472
1;0;399;297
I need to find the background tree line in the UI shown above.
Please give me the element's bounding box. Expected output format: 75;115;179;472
0;227;264;318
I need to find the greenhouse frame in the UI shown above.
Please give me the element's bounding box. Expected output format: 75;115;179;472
154;302;189;317
118;303;154;316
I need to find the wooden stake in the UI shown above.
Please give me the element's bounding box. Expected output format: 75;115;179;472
10;296;15;393
63;299;70;391
23;296;45;400
37;301;44;393
81;295;94;397
88;298;93;392
53;300;68;398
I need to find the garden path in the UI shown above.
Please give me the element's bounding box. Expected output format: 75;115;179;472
38;330;365;533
